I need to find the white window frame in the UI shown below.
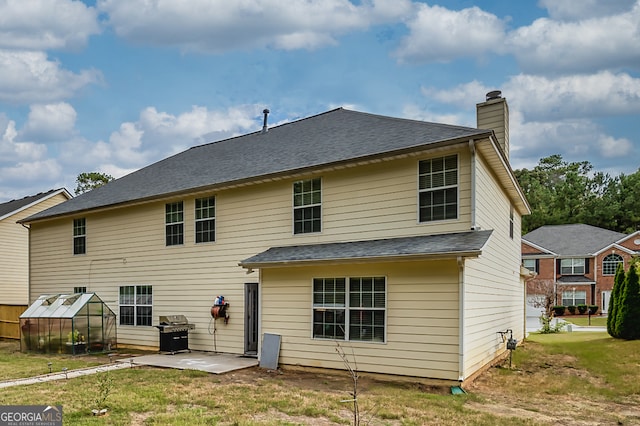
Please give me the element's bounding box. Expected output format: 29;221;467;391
73;218;86;255
195;196;216;243
562;289;586;306
293;178;322;234
418;154;459;223
119;285;153;326
523;258;537;273
165;202;184;246
602;253;623;276
312;276;386;343
560;258;585;275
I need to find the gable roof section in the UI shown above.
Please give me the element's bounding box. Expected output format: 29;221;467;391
522;224;627;257
239;230;493;268
0;188;71;221
23;108;495;222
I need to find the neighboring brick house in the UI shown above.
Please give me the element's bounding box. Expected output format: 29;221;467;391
522;224;640;314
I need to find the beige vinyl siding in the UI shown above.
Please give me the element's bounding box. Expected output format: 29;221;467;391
462;152;524;378
28;149;473;355
0;193;69;305
260;261;461;381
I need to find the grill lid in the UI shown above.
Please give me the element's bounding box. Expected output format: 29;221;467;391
156;315;195;331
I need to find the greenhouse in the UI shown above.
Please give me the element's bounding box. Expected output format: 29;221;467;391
20;293;117;355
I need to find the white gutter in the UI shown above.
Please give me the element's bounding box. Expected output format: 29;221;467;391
469;139;478;230
457;256;465;382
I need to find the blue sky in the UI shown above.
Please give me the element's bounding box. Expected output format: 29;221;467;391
1;0;639;202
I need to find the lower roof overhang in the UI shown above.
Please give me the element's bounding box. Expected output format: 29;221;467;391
239;230;493;270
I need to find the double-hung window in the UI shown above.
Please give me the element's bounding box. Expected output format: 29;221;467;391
523;258;538;273
165;202;184;246
119;285;152;326
293;178;321;234
73;218;86;255
195;196;215;243
313;277;386;342
418;155;458;222
602;254;623;276
560;258;585;275
562;290;586;306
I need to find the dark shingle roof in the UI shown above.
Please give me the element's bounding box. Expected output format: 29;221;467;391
557;275;595;284
239;230;493;267
0;189;68;220
522;224;627;256
24;108;490;222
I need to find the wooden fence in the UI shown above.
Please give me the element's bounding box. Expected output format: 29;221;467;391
0;305;26;339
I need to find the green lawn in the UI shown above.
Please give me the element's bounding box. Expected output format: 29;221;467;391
561;316;607;326
1;333;639;425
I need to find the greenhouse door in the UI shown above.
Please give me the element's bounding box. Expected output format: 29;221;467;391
244;283;259;356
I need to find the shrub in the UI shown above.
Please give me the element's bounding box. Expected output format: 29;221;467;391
539;315;566;334
552;306;565;316
577;304;588;314
588;305;598;315
616;264;640;340
608;263;626;337
567;305;576;314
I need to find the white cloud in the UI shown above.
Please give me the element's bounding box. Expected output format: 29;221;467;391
0;119;47;163
503;72;640;121
0;0;100;50
0;50;102;104
597;135;634;159
98;0;413;52
21;103;77;141
508;4;640;74
538;0;636;21
2;159;62;182
394;4;505;63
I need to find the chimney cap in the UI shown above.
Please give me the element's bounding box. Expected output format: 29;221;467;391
486;90;502;101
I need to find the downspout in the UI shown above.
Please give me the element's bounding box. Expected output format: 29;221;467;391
457;256;465;382
21;223;31;302
469;139;478;230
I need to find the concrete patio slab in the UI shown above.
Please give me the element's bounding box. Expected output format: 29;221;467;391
121;351;259;374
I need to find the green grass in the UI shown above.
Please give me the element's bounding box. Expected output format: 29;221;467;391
562;316;607;326
2;333;639;425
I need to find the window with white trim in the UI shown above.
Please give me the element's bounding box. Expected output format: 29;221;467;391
562;290;586;306
119;285;152;326
418;155;458;222
73;218;86;255
165;202;184;246
523;258;538;273
602;254;623;276
560;258;585;275
73;286;87;294
313;277;386;342
293;178;321;234
195;196;215;243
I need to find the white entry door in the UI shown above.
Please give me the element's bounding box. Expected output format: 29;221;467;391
602;291;612;314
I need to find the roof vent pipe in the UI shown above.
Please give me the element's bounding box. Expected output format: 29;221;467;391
261;109;270;134
486;90;502;101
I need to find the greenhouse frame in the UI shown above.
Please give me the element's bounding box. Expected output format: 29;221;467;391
20;293;117;355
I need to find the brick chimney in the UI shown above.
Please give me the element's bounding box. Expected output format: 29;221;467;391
477;90;509;160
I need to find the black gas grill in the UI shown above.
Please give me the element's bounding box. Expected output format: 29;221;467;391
155;315;195;354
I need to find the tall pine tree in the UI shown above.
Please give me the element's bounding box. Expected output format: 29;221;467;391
615;263;640;340
607;263;625;338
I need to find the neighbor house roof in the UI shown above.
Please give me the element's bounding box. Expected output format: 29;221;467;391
22;108;494;222
239;230;493;268
522;224;627;257
0;188;71;221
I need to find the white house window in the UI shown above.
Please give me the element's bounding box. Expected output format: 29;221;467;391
313;276;386;342
293;178;321;234
560;258;585;275
73;218;86;255
119;285;152;326
562;290;586;306
73;286;87;294
602;254;623;276
195;196;215;243
523;258;538;273
419;155;458;222
165;202;184;246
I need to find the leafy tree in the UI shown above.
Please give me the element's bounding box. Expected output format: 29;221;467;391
615;262;640;340
607;263;625;338
75;172;114;195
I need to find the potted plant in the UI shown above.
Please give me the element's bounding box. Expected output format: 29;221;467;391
66;329;87;354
